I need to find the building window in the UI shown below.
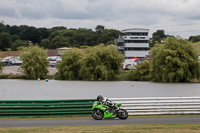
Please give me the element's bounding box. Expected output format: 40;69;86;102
122;32;148;36
130;37;139;39
125;47;150;51
124;40;148;43
116;42;124;46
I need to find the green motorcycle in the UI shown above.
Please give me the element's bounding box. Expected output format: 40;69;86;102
91;99;128;120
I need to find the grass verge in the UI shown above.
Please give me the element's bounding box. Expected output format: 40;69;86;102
0;114;199;120
0;124;200;133
0;74;26;79
0;74;54;79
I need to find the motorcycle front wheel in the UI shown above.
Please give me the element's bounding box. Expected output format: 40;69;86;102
91;109;104;120
117;109;128;119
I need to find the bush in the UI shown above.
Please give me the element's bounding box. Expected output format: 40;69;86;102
115;71;130;81
55;44;124;81
127;61;152;81
55;48;83;80
79;44;124;80
0;61;2;73
19;45;49;80
0;75;26;79
151;37;200;82
0;75;5;79
0;54;3;73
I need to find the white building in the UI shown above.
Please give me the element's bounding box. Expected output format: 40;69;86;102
115;28;150;59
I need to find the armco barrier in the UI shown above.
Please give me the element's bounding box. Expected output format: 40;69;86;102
110;97;200;115
0;99;95;117
1;97;200;117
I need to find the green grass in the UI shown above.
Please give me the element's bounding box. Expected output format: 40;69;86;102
0;124;200;133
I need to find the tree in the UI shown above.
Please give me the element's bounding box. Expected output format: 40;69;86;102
20;26;42;43
106;40;115;45
0;22;8;33
96;28;120;45
97;33;110;44
128;61;152;81
9;25;20;35
152;30;166;39
150;30;167;47
95;25;105;34
73;29;97;47
0;61;2;73
18;25;30;34
19;45;49;79
50;35;69;49
61;30;77;46
0;32;12;51
0;54;3;73
40;39;51;49
189;35;200;43
79;44;124;80
38;28;50;40
50;26;67;32
48;31;59;41
62;29;75;37
11;40;28;51
55;48;83;80
11;34;20;42
151;37;200;82
192;41;200;54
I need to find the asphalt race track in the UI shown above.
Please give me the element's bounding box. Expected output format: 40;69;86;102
1;117;200;128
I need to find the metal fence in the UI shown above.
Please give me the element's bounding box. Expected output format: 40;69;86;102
1;97;200;117
0;99;95;117
110;97;200;115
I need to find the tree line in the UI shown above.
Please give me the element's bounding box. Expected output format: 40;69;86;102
0;22;120;51
1;22;200;52
0;37;199;82
17;44;124;80
128;37;200;82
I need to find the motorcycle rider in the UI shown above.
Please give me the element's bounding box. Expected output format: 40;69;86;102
97;95;119;111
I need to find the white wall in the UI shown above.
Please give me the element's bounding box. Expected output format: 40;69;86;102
125;43;149;47
124;51;149;57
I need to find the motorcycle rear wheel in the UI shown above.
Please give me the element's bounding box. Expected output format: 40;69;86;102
91;109;104;120
117;109;128;119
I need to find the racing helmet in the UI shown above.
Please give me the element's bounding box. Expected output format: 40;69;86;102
97;95;104;101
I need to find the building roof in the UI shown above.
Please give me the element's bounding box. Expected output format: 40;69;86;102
122;28;149;32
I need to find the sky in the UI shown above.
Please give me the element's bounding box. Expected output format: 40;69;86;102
1;0;200;38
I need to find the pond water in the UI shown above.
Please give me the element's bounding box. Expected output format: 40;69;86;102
0;79;200;100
